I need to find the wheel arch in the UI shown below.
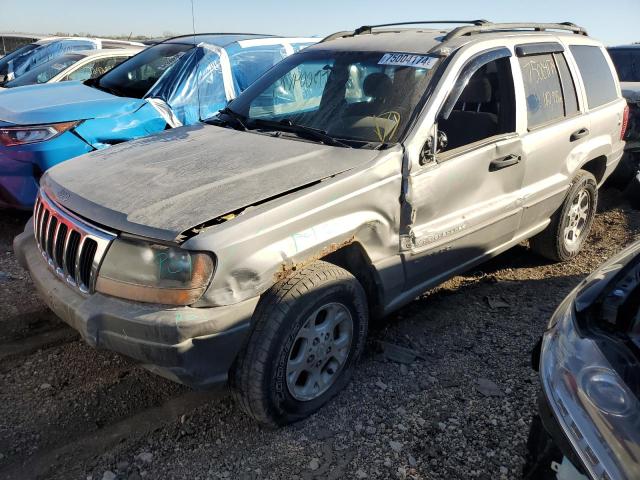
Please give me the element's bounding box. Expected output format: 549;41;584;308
580;155;608;186
320;241;385;318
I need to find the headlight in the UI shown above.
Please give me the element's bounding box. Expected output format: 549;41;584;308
540;301;640;480
0;121;79;147
95;238;214;305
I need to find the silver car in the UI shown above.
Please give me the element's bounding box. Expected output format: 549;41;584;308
14;21;628;425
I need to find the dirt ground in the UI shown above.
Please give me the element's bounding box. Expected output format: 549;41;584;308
0;188;638;480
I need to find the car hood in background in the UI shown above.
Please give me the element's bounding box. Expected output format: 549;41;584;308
0;81;145;125
42;124;380;241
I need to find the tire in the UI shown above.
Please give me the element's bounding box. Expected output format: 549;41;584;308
530;170;598;262
230;260;368;426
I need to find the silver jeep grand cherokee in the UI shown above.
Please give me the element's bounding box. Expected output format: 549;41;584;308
14;21;628;425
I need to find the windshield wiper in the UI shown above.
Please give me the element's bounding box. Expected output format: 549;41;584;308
211;107;247;131
250;118;352;148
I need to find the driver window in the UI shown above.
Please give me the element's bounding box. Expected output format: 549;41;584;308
438;57;515;153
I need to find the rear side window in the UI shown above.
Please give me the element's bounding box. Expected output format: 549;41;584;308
519;53;578;128
569;45;618;109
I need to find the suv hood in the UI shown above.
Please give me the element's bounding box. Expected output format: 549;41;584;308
42;124;380;242
0;81;144;125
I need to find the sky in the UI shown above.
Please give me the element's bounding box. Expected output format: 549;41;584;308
0;0;638;46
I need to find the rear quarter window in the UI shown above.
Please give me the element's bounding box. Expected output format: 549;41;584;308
518;53;578;128
569;45;618;109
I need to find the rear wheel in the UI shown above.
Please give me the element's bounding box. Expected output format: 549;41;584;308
530;170;598;262
230;261;368;426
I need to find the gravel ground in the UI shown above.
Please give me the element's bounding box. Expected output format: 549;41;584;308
0;188;638;480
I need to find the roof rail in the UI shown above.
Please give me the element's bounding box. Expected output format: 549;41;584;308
442;22;588;41
321;20;489;43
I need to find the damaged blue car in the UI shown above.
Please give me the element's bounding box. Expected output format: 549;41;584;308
0;34;316;209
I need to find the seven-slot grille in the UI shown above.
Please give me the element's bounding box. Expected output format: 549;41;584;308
33;192;116;294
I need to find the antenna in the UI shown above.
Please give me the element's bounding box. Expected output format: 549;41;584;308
190;0;197;39
190;0;202;121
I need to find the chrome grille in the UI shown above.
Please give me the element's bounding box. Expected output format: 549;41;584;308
33;192;116;294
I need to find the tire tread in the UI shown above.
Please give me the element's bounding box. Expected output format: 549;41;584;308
230;261;366;426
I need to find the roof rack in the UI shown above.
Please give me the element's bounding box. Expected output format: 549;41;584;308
321;20;489;43
442;22;588;41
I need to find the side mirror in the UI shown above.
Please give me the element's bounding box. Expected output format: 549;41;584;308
436;130;448;152
419;129;448;165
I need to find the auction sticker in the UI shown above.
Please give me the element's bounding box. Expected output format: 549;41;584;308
378;53;438;69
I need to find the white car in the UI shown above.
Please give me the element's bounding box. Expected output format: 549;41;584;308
0;48;144;89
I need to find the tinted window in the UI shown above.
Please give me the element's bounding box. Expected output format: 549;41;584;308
519;54;565;127
608;48;640;82
570;45;618;109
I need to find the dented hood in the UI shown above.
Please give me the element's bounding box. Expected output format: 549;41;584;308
42;124;379;241
0;81;144;125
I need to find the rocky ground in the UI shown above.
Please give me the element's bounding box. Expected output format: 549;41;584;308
0;188;638;480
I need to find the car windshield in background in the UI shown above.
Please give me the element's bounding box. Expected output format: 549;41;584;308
5;53;84;87
94;42;193;98
227;50;441;146
0;43;38;80
609;48;640;82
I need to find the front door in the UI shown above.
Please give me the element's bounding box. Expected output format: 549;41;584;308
402;49;525;291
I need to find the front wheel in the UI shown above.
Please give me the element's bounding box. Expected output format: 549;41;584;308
230;261;368;426
530;170;598;262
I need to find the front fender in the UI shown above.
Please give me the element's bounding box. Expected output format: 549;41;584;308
184;152;403;307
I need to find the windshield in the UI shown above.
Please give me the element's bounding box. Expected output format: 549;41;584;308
5;53;83;87
0;43;38;81
94;42;193;98
609;49;640;82
227;50;441;146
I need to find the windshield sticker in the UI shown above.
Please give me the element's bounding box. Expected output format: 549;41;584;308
378;53;437;69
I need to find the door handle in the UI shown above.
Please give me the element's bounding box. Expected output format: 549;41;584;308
489;154;521;172
570;128;590;142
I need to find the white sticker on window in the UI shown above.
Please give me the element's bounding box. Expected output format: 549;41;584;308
378;53;438;69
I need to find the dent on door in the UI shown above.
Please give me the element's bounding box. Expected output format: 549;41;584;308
400;47;526;289
405;136;525;254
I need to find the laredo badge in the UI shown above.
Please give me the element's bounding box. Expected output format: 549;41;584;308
378;53;438;69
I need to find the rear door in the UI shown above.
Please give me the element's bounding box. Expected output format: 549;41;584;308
569;45;626;168
516;43;589;232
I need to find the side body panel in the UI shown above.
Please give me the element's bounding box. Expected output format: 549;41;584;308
184;150;405;308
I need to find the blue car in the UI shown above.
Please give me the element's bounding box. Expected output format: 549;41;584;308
0;34;316;209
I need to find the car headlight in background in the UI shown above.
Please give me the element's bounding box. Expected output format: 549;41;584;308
540;300;640;480
95;238;215;305
0;121;79;147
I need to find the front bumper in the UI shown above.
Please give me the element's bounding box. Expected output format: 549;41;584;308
14;227;259;388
